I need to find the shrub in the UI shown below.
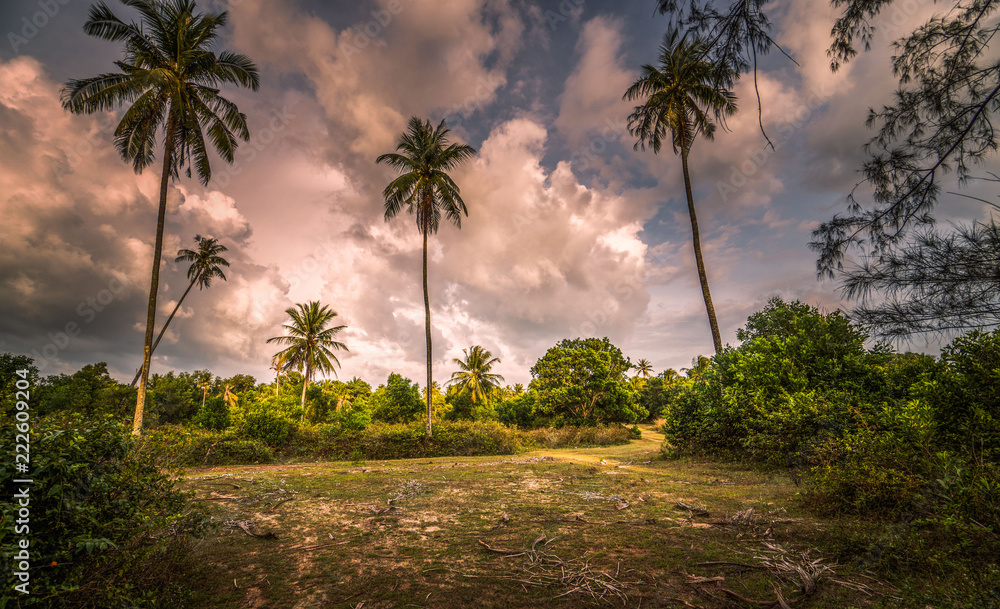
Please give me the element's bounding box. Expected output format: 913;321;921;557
140;425;274;467
192;395;230;431
525;425;632;448
0;414;205;607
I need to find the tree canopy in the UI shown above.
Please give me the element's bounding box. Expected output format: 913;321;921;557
529;338;646;425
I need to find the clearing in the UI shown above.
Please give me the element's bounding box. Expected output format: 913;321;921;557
177;426;896;608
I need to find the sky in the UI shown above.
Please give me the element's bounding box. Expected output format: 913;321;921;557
1;0;995;389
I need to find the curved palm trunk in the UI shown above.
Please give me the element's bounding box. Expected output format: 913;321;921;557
134;113;177;436
422;229;433;437
129;274;198;388
680;145;723;355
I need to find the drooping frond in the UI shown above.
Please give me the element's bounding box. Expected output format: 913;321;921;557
376;117;476;235
62;0;259;184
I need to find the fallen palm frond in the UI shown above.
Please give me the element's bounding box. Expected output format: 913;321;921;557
755;543;834;595
472;535;640;603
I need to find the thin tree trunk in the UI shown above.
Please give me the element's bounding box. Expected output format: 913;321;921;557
423;228;433;437
680;145;723;354
301;361;311;421
129;274;198;389
134;113;177;436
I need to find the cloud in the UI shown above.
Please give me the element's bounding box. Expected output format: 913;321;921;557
0;55;291;378
555;16;634;148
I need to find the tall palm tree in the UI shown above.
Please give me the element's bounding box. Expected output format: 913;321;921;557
266;301;348;417
623;29;737;355
447;345;505;404
376;117;477;437
62;0;259;434
128;235;229;388
634;358;653;379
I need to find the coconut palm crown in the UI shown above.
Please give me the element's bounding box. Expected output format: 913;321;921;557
447;345;505;404
266;301;348;417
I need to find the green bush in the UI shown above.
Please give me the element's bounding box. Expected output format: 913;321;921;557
525;424;633;448
140;425;274;467
0;414;205;607
661;298;881;465
192;395;230;431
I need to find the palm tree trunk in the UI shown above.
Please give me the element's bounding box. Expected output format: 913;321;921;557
680;145;723;354
133;112;177;436
423;228;433;437
300;362;311;420
129;274;198;388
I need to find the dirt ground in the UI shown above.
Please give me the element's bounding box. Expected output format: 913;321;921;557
177;426;895;609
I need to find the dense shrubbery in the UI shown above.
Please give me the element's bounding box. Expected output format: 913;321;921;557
658;298;1000;541
138;420;636;465
0;413;206;608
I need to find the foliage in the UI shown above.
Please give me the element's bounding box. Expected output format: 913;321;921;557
496;390;542;428
369;373;424;424
36;362;134;419
840;221;1000;337
661;299;882;464
637;371;687;422
140;425;275;467
0;414;205;607
1;354;40;414
529;338;646;425
525;424;634;448
232;393;299;446
192;395;230;431
918;328;1000;460
146;370;202;425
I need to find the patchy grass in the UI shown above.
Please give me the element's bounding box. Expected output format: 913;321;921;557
172;426;978;608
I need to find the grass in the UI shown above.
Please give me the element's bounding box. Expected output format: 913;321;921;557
169;426;979;608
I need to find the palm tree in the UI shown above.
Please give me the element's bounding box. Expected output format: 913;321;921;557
623;29;737;355
221;385;238;409
376;117;477;437
62;0;259;435
128;235;229;388
270;352;289;396
634;358;653;379
447;345;505;404
266;301;348;417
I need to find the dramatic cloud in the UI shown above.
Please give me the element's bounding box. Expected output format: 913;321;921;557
2;0;990;387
